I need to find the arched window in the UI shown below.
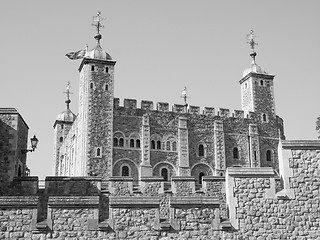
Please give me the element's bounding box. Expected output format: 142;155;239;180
198;144;204;157
266;150;272;161
136;139;141;148
105;67;109;73
262;114;267;122
61;124;64;129
157;141;161;150
113;138;118;147
59;137;63;143
151;140;155;149
199;172;205;185
130;139;135;148
119;138;124;147
260;80;264;86
121;165;129;176
95;147;101;157
172;142;177;151
91;65;95;71
233;147;239;159
166;141;171;151
161;168;169;181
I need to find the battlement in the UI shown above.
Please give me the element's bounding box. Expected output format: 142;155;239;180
1;140;320;238
114;98;255;119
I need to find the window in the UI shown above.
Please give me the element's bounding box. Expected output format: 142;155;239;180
90;82;94;89
166;141;171;151
136;139;141;148
266;150;272;161
245;83;248;89
260;80;264;86
113;138;118;147
130;139;135;148
233;147;239;159
121;165;129;176
91;65;95;71
59;137;63;143
198;144;204;157
18;165;22;177
262;114;267;122
254;151;257;160
96;147;101;157
199;172;205;185
105;84;109;91
151;140;155;149
106;67;109;73
172;142;177;151
119;138;124;147
161;168;169;181
157;141;161;150
61;124;64;129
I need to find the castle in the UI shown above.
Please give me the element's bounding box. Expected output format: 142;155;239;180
0;13;319;239
53;17;285;183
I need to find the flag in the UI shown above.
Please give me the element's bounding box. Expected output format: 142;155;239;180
65;49;85;60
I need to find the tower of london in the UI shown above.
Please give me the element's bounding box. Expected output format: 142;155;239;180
53;16;285;182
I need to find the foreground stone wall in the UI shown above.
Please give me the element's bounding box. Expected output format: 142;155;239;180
1;140;320;239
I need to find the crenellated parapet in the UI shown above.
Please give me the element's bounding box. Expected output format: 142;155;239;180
1;140;320;238
113;98;255;119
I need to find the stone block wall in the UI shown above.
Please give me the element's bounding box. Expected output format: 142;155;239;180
2;140;320;239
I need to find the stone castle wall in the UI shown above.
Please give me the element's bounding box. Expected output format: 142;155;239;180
1;140;319;239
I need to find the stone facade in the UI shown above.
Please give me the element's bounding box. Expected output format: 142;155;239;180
1;140;320;239
53;20;285;183
0;108;29;190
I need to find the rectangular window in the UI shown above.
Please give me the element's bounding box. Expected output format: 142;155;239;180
91;65;95;71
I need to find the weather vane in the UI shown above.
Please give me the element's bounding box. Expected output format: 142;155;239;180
181;87;189;107
246;30;258;53
246;30;258;63
92;11;105;35
63;82;73;108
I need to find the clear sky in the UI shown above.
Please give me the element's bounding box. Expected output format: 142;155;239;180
1;1;319;179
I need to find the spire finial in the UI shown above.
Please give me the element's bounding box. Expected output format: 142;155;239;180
92;11;105;44
181;87;189;111
63;82;73;109
246;30;258;63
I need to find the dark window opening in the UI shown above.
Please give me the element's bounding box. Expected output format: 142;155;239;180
18;166;22;177
130;139;135;148
262;114;267;122
59;137;63;143
198;144;204;157
96;148;101;157
113;138;118;147
122;166;129;176
233;147;239;159
136;139;140;148
220;172;224;177
161;168;169;181
266;150;272;161
106;67;109;73
151;140;155;149
254;151;257;160
90;82;93;89
91;65;95;71
199;172;205;185
119;138;124;147
61;124;64;129
260;80;264;86
105;84;109;91
157;141;161;150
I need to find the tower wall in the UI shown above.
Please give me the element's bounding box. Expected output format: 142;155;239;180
77;59;116;179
